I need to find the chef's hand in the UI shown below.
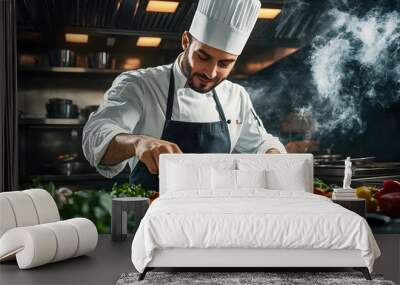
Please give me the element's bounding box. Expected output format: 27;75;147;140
134;135;182;174
265;148;280;154
285;140;319;153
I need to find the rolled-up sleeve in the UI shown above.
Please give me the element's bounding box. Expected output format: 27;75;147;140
233;87;287;154
82;72;144;178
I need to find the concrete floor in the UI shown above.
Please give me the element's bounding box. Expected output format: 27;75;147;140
0;234;134;285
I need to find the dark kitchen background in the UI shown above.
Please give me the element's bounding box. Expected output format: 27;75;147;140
15;0;400;192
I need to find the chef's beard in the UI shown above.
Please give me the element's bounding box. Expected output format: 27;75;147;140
181;50;227;93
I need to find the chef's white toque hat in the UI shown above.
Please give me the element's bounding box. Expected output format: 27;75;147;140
189;0;261;55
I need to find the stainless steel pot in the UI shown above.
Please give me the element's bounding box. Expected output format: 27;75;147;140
88;52;111;69
46;98;79;119
49;49;76;67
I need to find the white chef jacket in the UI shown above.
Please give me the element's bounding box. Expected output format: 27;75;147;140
82;52;287;178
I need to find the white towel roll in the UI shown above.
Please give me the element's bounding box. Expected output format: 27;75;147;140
42;221;79;262
0;196;17;237
0;226;57;269
23;189;60;224
1;192;39;227
65;218;98;257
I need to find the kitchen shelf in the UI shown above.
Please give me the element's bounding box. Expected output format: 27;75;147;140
26;173;132;191
29;173;130;182
19;118;86;125
19;66;126;75
65;26;181;40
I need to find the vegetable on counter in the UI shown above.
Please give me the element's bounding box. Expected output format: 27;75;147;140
313;178;334;198
312;178;400;218
375;180;400;218
378;192;400;218
355;186;379;213
375;180;400;200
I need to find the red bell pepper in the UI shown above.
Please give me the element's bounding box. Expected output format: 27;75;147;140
378;192;400;218
376;180;400;200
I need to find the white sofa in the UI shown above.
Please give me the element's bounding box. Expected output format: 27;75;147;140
0;189;98;269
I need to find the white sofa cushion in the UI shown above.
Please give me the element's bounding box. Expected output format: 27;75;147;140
0;196;17;237
0;189;60;237
42;221;79;262
0;225;57;268
24;189;60;223
65;218;98;257
0;189;98;269
0;218;98;269
1;191;40;227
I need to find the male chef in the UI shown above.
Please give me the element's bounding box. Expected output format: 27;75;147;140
82;0;287;191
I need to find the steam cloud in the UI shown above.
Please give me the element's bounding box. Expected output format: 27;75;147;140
307;7;400;136
241;1;400;144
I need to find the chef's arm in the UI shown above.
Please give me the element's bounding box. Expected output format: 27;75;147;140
82;72;145;178
84;73;183;177
100;133;140;166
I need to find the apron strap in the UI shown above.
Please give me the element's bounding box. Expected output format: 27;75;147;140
165;67;176;120
165;66;228;122
212;89;227;122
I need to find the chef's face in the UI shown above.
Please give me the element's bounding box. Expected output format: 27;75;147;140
181;31;238;93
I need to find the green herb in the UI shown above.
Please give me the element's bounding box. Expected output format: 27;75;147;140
313;177;334;192
110;182;151;198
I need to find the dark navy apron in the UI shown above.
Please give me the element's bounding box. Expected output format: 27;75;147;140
129;66;231;191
